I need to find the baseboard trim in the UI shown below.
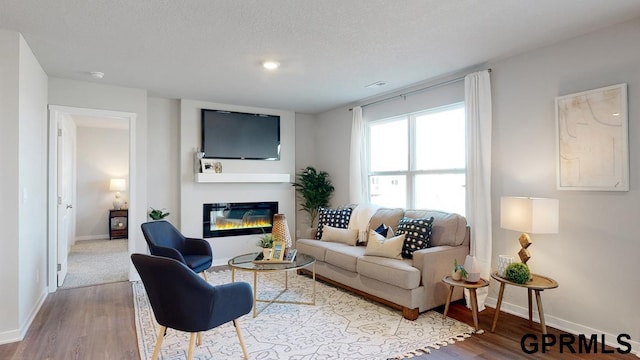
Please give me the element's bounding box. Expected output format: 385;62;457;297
485;296;640;355
75;234;110;241
0;288;48;345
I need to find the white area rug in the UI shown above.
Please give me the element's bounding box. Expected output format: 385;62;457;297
60;239;128;289
133;270;475;360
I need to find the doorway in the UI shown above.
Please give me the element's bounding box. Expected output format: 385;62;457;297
47;105;137;292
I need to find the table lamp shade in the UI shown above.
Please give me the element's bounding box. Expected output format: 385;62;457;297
272;214;292;248
500;197;558;234
109;178;127;192
500;197;558;264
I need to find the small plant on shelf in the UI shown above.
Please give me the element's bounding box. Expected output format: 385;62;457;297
504;262;531;284
452;259;468;281
149;207;170;220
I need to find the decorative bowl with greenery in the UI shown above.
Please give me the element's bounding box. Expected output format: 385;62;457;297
149;207;170;220
293;166;335;227
504;262;531;284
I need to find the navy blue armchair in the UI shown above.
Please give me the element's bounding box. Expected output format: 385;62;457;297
141;220;213;279
131;253;253;360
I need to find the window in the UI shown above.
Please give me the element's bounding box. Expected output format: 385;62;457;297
366;103;466;215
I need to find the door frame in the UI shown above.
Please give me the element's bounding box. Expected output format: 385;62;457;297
47;105;137;292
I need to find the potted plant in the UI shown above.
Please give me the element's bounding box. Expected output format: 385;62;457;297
504;262;531;284
293;166;335;227
452;259;468;281
257;234;275;258
149;207;170;221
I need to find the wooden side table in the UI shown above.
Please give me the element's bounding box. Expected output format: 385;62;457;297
442;276;489;331
109;209;128;240
491;272;558;334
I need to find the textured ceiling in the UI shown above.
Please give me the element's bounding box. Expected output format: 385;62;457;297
2;0;640;114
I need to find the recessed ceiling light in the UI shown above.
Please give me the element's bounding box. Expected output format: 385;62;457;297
90;71;104;79
366;81;387;89
262;61;280;70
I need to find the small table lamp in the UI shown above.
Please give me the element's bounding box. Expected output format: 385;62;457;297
500;197;559;264
109;178;127;210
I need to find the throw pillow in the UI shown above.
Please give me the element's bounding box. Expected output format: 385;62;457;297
315;207;353;239
374;223;389;237
320;225;359;246
396;217;434;259
364;230;405;259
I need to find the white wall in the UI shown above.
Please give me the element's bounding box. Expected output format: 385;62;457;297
487;18;640;347
147;97;180;226
0;30;21;341
48;78;148;280
0;30;48;343
75;126;129;239
179;99;296;265
17;33;49;336
293;112;317;231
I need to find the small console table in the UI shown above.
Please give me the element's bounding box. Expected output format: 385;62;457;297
491;272;558;334
109;209;128;240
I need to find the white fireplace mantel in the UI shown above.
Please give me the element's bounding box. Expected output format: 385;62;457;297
195;173;291;183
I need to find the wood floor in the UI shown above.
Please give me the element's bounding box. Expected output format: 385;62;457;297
0;274;635;360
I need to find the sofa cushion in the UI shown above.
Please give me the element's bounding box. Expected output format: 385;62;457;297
315;207;353;239
364;230;404;259
404;210;467;247
324;245;365;272
357;256;421;290
396;217;434;259
368;208;404;236
296;239;337;261
321;225;358;246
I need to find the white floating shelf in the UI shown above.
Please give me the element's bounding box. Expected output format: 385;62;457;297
196;173;291;183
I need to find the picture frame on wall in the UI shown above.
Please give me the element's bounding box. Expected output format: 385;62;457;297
200;159;216;173
555;83;629;191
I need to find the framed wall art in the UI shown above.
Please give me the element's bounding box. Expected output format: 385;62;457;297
556;83;628;191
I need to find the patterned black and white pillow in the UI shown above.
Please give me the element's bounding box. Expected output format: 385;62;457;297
395;217;434;259
315;207;353;239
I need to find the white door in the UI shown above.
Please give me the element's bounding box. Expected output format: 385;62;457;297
57;116;76;286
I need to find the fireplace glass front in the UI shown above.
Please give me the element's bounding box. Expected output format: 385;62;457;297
203;202;278;238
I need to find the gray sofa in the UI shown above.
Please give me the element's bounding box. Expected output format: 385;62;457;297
296;207;470;320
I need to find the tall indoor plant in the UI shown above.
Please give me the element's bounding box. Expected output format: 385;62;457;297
293;166;335;227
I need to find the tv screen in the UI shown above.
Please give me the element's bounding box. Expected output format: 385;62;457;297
201;109;280;160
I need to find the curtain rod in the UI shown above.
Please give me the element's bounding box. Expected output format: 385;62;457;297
350;68;491;111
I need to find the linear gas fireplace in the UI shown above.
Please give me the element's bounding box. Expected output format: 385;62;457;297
203;202;278;238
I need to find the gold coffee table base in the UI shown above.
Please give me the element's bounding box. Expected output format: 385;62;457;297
229;253;316;317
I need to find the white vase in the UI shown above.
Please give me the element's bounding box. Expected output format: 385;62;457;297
463;255;480;283
497;255;514;277
262;248;272;259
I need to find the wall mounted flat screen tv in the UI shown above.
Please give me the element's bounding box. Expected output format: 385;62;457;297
201;109;280;160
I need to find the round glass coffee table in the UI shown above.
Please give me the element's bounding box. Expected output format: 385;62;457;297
228;252;316;317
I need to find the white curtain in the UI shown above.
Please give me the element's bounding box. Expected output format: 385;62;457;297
349;106;367;204
464;70;492;311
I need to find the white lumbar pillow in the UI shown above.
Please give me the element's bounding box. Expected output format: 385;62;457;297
320;225;359;246
364;230;405;259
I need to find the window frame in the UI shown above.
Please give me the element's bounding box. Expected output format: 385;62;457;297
365;102;466;211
